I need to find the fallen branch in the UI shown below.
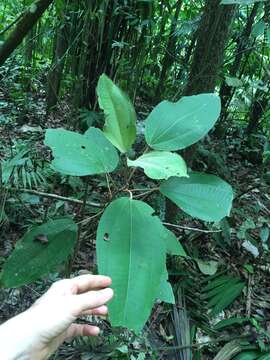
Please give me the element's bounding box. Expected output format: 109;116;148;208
9;187;102;207
163;222;222;233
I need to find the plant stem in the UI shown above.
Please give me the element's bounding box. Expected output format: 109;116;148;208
129;187;159;192
162;222;222;233
133;188;159;199
8;187;101;207
157;334;252;352
105;173;112;199
126;145;150;186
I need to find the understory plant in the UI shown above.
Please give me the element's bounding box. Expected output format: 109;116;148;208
0;74;234;332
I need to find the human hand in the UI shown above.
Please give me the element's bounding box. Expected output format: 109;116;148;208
0;274;113;360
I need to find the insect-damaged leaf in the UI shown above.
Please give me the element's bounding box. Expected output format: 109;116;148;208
127;151;188;180
0;218;77;287
96;197;167;332
45;127;119;176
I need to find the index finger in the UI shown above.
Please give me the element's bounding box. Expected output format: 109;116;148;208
70;274;112;294
72;288;114;315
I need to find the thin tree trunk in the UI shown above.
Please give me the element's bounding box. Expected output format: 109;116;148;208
156;1;183;99
217;2;259;129
0;0;54;66
246;1;270;134
166;0;236;223
46;23;69;111
183;0;236;95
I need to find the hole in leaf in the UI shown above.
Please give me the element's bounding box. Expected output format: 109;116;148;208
34;234;49;244
103;233;110;241
81;145;86;149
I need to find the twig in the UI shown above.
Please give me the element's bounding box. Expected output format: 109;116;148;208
77;209;105;225
162;222;222;233
246;274;253;318
105;173;112;199
157;334;252;352
67;180;90;275
130;187;159;192
234;185;259;200
133;188;159;199
126;166;138;185
8;187;101;207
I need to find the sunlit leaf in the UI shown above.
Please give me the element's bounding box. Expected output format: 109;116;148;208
158;268;175;304
97;74;136;153
127;151;188;180
225;76;243;87
45;127;119;176
145;94;221;151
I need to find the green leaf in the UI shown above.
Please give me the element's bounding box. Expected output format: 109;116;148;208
234;351;261;360
260;226;269;243
163;227;187;257
145;94;221;151
158;268;175;304
252;20;266;37
45;127;119;176
213;340;246;360
214;317;250;331
97;74;136;153
160;172;233;222
96;197;167;332
202;276;245;316
196;259;219;275
127;151;188;180
0;218;77;288
257;354;270;360
225;76;243;87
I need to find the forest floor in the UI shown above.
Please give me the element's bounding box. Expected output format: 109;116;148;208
0;82;270;359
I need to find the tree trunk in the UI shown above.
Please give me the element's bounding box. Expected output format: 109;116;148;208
0;0;54;66
183;0;236;96
246;92;269;134
246;1;270;135
156;1;183;99
216;2;259;131
166;0;236;223
46;23;69;111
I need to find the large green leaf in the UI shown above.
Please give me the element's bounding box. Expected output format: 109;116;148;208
45;127;119;176
145;94;221;151
97;74;136;153
158;268;175;304
160;172;233;222
163;227;187;257
127;151;188;180
0;218;77;288
157;228;186;304
96;197;167;332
